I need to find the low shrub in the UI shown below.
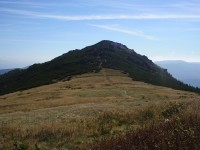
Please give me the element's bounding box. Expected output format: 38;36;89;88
91;114;200;150
162;102;186;118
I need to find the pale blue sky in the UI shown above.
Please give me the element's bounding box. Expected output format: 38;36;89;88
0;0;200;68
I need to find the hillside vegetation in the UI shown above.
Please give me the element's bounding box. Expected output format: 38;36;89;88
0;69;200;149
0;40;199;96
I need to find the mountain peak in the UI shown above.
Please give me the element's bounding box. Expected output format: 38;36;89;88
95;40;128;50
0;40;199;95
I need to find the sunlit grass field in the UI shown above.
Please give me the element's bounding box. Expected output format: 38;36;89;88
1;69;200;149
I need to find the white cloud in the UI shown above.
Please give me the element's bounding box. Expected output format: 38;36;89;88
89;24;156;40
1;8;200;21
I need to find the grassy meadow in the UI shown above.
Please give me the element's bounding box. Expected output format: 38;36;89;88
0;69;200;149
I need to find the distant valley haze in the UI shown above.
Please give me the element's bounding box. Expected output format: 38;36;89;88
156;60;200;88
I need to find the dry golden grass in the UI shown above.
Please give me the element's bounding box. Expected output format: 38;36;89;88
0;68;200;149
0;68;197;115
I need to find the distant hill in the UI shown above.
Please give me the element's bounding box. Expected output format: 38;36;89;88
0;69;14;75
0;40;199;95
155;60;200;88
